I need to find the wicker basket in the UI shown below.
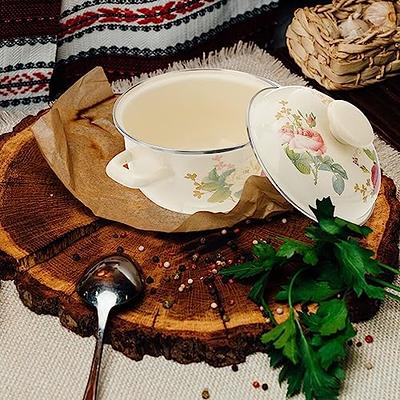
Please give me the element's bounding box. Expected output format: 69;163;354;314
286;0;400;90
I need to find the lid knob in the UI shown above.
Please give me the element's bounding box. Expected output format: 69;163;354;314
327;100;374;148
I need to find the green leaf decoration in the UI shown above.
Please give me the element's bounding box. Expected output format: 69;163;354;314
330;164;348;180
363;148;377;162
276;279;340;304
318;163;332;172
219;168;235;182
208;187;231;203
261;309;299;364
294;159;311;175
285;146;300;162
302;299;348;336
332;174;345;195
277;240;318;266
201;181;220;192
334;239;385;299
207;167;219;182
253;243;276;260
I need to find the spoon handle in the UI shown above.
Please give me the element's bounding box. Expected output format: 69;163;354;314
82;306;112;400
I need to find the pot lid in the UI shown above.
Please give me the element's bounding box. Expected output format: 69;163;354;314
247;86;381;224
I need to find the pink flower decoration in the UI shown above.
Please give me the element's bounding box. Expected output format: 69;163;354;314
279;126;326;155
371;163;379;188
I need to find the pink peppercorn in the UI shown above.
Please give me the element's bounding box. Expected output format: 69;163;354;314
252;381;260;389
365;335;374;344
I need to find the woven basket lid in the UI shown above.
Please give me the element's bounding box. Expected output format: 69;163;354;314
247;86;380;224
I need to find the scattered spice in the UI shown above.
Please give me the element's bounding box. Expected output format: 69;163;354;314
178;286;184;293
222;314;230;322
178;264;186;272
72;253;81;261
191;264;197;270
192;253;199;262
211;268;218;275
265;318;271;324
229;299;235;305
281;218;287;224
163;261;171;269
200;237;206;244
152;255;160;263
252;239;259;245
365;362;373;370
120;232;127;238
150;287;157;295
228;279;234;284
162;300;173;309
201;389;210;399
231;364;239;372
233;228;240;234
262;383;269;391
221;229;228;235
210;302;218;309
49;193;54;197
112;233;119;238
356;341;362;347
145;276;154;284
276;307;284;315
347;340;353;346
173;274;180;280
138;245;145;252
252;381;260;389
116;246;124;254
227;259;233;265
188;278;194;285
365;335;374;344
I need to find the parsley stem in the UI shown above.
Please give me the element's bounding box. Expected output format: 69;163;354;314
378;261;400;275
384;290;400;303
288;267;308;309
261;297;277;325
369;276;400;293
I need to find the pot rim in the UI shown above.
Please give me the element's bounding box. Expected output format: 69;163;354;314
112;68;279;155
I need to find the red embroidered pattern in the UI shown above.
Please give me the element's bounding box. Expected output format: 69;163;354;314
60;0;216;37
0;71;51;97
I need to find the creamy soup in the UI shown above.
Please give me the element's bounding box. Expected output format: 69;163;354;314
116;71;268;151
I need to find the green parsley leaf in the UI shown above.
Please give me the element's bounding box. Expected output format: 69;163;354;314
334;217;372;237
279;362;304;397
302;299;348;336
334;239;385;299
311;323;356;369
310;197;335;221
277;240;319;266
248;273;270;304
298;324;341;400
252;243;276;260
276;278;340;304
218;261;265;279
261;308;299;364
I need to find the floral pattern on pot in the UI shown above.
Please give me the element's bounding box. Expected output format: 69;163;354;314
184;155;260;203
352;148;379;202
275;100;348;195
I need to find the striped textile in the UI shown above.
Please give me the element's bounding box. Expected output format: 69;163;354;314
0;0;279;113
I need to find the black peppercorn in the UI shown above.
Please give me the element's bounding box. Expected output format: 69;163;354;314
116;246;124;254
145;276;154;284
72;253;81;261
178;264;186;272
262;383;269;391
231;364;238;372
152;255;160;263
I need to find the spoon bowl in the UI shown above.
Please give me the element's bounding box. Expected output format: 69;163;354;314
77;255;144;400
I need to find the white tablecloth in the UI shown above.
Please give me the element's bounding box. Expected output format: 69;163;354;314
1;43;399;400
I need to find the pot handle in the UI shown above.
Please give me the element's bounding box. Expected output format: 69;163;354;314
106;150;171;189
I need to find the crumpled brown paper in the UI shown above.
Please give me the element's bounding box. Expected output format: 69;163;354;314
31;67;292;232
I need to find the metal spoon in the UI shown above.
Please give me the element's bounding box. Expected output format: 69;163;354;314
77;255;144;400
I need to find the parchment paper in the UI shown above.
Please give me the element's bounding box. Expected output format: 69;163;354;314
31;67;291;232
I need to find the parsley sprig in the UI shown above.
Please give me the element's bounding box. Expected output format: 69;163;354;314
220;198;400;400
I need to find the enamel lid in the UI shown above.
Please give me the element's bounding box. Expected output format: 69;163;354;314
247;86;381;224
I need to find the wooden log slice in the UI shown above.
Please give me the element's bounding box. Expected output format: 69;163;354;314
1;119;399;367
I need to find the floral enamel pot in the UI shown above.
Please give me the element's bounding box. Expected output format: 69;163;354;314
247;86;380;224
106;69;277;214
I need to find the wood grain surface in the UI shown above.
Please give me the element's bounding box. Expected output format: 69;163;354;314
0;118;399;367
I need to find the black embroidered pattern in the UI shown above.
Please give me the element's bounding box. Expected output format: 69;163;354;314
0;79;51;90
0;95;50;108
58;3;275;45
0;35;57;48
0;62;55;74
57;6;275;64
61;0;160;19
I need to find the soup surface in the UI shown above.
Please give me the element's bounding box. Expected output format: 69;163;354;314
117;71;269;151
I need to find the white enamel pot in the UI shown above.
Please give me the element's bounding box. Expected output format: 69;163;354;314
106;69;278;214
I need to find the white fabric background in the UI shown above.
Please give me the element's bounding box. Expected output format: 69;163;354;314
1;43;399;400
